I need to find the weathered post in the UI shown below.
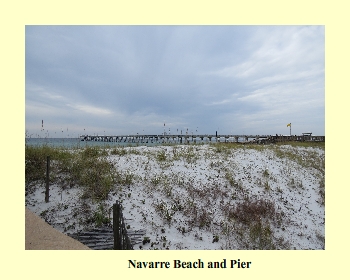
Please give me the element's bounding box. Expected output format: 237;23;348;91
113;201;121;249
45;156;50;203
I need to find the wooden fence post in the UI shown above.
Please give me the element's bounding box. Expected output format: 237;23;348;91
45;156;50;203
113;202;120;249
113;200;133;250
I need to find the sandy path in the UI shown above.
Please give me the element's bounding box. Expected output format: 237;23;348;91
25;207;90;250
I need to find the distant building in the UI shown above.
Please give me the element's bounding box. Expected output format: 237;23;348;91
302;132;312;141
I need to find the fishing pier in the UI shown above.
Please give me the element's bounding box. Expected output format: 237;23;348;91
80;133;325;144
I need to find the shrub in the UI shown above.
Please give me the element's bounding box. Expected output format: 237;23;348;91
230;199;275;225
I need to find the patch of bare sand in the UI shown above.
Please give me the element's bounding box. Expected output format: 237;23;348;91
25;207;90;250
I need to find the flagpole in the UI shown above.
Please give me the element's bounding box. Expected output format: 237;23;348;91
287;123;291;136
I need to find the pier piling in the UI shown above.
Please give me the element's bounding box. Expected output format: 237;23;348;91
79;134;324;144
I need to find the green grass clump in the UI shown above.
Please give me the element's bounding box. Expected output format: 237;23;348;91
81;146;101;158
225;171;236;187
276;141;325;149
156;150;167;162
110;147;127;156
154;200;174;224
182;146;198;164
92;203;111;227
249;220;275;250
25;145;117;201
318;178;325;205
76;157;115;200
115;170;134;186
272;145;324;175
25;144;75;191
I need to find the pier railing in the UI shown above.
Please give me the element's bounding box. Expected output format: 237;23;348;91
79;134;325;144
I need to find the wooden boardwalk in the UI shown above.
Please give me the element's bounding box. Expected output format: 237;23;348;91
68;201;145;250
68;227;146;250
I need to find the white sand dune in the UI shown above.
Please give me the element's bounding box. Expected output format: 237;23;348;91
25;143;325;250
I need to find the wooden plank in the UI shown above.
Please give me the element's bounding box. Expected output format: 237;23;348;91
72;236;113;241
76;232;111;236
84;241;114;247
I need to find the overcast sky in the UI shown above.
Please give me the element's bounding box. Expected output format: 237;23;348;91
25;25;324;138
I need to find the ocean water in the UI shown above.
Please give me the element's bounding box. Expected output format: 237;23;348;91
26;138;83;148
24;137;217;148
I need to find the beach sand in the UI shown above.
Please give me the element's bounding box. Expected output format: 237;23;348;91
25;143;325;250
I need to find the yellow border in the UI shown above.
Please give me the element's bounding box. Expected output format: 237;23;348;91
1;0;348;279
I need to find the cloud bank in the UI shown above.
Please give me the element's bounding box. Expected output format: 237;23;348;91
26;25;324;137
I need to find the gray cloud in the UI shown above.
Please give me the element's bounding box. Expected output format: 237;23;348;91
26;25;324;137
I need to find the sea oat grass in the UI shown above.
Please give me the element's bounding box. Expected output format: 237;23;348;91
26;145;117;201
110;147;127;156
276;141;325;149
249;220;275;250
318;178;325;205
25;145;75;191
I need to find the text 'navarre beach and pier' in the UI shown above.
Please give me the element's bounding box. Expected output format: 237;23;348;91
128;259;251;269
